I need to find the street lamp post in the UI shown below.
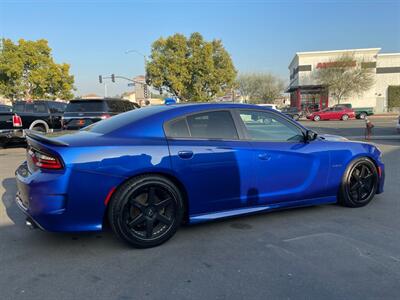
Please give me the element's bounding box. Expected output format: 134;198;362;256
125;49;148;79
125;49;149;102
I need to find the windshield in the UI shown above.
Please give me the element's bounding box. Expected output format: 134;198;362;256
66;100;106;113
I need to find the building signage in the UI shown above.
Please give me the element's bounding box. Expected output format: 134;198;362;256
316;61;356;69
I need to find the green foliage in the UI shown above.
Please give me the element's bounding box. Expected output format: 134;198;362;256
146;32;236;101
0;38;75;101
236;73;285;104
314;54;374;104
388;85;400;108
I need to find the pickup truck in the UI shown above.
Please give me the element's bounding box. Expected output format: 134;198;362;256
0;100;67;147
333;103;374;119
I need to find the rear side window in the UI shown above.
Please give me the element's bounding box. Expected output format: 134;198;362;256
0;106;12;112
33;103;48;113
66;101;106;112
106;100;126;113
13;103;25;112
165;110;238;140
164;118;190;138
48;102;67;113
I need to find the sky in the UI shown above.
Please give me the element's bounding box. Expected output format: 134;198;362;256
1;0;400;97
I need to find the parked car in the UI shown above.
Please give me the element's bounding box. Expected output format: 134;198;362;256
0;104;13;112
0;100;67;146
62;98;139;130
258;104;281;112
15;103;384;248
281;107;303;121
307;106;356;121
333;103;374;119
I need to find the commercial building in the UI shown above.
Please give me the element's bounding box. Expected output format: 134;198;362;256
287;48;400;112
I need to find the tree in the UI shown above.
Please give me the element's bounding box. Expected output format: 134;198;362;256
146;32;236;101
0;38;75;101
236;73;285;104
314;54;374;104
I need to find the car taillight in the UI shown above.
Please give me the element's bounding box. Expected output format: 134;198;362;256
100;114;111;120
12;114;23;127
28;147;63;170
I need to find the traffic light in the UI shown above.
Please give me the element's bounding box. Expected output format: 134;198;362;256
143;84;149;98
99;75;102;84
111;74;115;83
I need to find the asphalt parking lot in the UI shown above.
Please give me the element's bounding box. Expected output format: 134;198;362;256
0;118;399;300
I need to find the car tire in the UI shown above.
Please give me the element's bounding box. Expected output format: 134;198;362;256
341;114;349;121
108;175;184;248
359;112;367;119
313;115;320;122
338;157;378;208
31;124;47;133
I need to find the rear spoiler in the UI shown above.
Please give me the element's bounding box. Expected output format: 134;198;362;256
25;130;69;147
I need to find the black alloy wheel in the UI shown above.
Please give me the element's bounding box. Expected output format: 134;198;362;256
339;158;378;207
108;175;184;248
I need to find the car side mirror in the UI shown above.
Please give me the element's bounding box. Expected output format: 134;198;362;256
305;130;318;142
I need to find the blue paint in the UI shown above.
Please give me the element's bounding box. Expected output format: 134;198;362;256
15;103;385;232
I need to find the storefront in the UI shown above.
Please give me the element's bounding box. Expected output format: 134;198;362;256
287;48;400;112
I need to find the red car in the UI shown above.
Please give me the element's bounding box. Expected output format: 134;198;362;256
307;106;356;121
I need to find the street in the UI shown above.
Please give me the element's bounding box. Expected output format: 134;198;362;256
0;119;399;300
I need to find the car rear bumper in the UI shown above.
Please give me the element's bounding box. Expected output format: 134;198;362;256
15;161;122;232
0;129;24;139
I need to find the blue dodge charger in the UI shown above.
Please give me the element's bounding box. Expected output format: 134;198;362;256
15;103;385;248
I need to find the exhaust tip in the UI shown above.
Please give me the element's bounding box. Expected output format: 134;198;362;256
25;217;38;229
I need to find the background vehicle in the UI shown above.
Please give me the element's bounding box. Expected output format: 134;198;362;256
15;103;384;248
12;100;67;132
333;103;374;119
0;104;12;112
281;107;303;121
307;106;355;121
62;98;139;130
0;100;66;146
257;103;281;111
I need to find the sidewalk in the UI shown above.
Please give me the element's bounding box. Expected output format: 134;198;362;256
348;135;400;141
369;113;398;119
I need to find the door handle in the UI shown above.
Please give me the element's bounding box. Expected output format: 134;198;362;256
178;150;194;159
258;153;271;161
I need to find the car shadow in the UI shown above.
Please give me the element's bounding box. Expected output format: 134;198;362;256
1;177;25;226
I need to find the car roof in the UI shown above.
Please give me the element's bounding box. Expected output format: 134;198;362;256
69;98;127;102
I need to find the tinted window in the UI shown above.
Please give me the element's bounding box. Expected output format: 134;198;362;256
33;103;48;113
164;118;190;138
239;110;303;142
106;100;126;113
48;101;67;113
186;111;238;140
13;103;25;112
25;103;34;113
0;105;12;112
66;101;106;112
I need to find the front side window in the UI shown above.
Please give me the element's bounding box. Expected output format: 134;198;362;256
239;110;304;142
165;110;238;140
